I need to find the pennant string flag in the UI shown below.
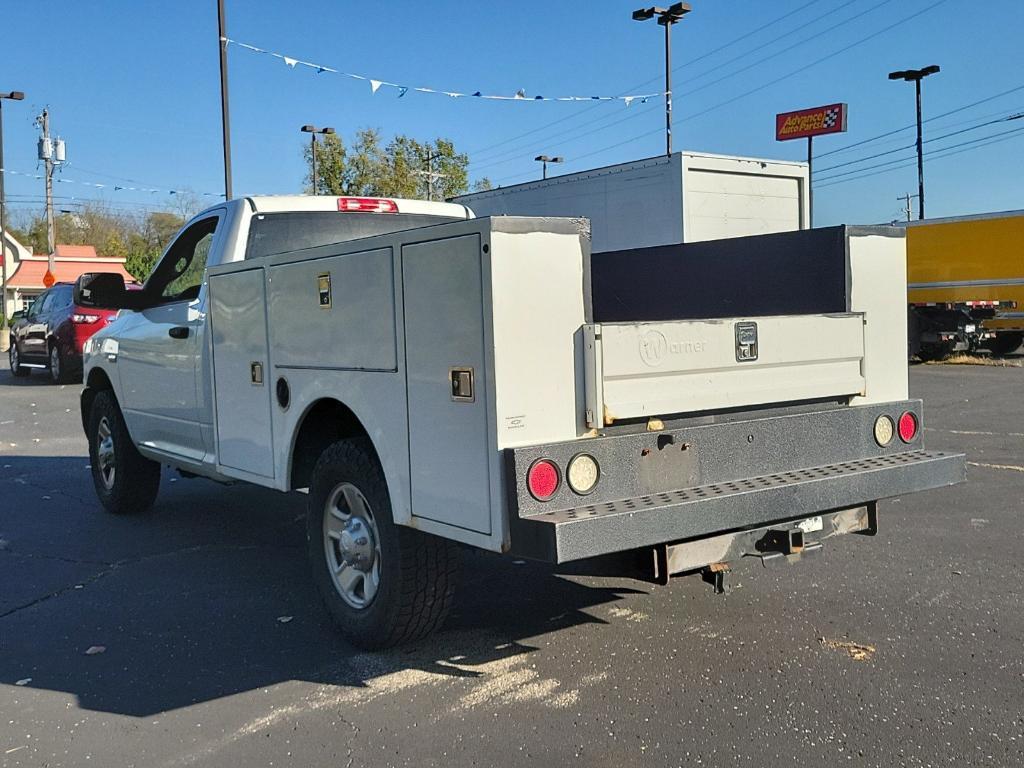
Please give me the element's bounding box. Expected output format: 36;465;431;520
0;167;225;199
222;38;664;104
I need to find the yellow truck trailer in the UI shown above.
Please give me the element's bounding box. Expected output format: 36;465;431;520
904;210;1024;359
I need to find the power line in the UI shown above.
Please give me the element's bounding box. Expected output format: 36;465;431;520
816;111;1023;174
495;0;951;181
814;82;1024;159
815;124;1024;187
468;0;842;163
473;0;883;172
682;0;952;124
677;0;898;101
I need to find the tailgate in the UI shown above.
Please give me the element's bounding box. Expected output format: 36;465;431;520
585;313;865;427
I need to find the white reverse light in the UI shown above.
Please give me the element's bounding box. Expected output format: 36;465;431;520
874;415;895;447
567;454;600;495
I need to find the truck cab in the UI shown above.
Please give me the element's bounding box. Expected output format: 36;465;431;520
79;196;471;475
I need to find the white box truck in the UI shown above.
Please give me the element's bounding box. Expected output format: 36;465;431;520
74;195;963;649
453;151;810;252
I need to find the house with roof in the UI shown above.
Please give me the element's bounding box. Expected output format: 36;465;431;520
2;231;134;318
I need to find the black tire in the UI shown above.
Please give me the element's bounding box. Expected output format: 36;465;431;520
983;332;1023;357
307;439;459;649
917;341;954;362
8;343;29;377
49;343;72;384
87;390;161;514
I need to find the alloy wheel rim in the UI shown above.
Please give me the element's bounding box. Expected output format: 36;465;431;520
10;345;17;371
323;482;381;610
96;417;116;490
50;347;60;380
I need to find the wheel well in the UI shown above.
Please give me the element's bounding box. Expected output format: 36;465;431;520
290;399;371;490
81;368;114;433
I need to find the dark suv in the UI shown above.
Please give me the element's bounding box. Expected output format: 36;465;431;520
8;283;119;383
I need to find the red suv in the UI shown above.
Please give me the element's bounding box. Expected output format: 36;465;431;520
8;282;119;383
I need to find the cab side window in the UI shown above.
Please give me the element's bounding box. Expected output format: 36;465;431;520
146;216;219;303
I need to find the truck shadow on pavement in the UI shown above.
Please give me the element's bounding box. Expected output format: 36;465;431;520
0;455;645;718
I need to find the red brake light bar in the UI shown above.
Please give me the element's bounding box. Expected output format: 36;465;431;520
337;197;399;213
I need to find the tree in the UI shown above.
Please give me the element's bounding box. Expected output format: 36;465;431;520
304;129;471;200
472;177;494;192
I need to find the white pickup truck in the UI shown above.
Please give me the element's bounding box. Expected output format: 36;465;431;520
75;195;965;649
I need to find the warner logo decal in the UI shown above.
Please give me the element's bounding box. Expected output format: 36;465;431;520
776;103;848;141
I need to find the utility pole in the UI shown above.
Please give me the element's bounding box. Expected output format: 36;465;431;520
418;151;447;201
632;3;692;157
36;109;56;279
897;192;919;222
889;65;940;220
0;90;25;350
217;0;233;200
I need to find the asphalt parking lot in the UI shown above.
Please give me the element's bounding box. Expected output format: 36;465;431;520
1;359;1022;767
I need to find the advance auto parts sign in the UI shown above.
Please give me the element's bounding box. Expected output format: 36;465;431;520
776;103;847;141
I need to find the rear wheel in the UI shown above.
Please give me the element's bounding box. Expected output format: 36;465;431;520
307;439;459;649
984;332;1023;357
87;390;161;514
8;343;29;377
49;343;72;384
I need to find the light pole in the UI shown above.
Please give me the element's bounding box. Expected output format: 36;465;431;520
217;0;233;200
0;90;25;351
889;65;940;220
301;125;335;195
534;155;564;180
632;3;692;157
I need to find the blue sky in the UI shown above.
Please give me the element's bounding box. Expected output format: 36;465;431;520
2;0;1022;228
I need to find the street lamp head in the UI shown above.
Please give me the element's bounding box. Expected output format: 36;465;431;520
0;91;25;101
322;127;336;135
301;124;316;133
535;155;550;162
632;7;656;21
889;65;941;82
551;157;564;163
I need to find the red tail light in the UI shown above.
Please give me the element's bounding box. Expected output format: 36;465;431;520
72;313;101;324
527;459;560;501
898;411;918;442
337;197;398;213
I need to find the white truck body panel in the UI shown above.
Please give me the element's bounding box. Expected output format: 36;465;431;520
454;152;809;252
589;313;865;426
848;233;910;406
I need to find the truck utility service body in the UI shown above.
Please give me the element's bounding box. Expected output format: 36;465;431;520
77;195;964;648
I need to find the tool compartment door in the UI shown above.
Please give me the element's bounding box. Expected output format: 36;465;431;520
402;234;492;534
209;269;275;478
590;313;865;425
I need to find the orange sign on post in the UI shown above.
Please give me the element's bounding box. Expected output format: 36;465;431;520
43;270;56;288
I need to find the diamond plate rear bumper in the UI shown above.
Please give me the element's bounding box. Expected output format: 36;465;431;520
510;449;965;563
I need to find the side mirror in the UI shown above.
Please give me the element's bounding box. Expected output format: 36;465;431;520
74;273;143;310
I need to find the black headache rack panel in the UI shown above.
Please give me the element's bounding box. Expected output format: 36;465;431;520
590;225;852;323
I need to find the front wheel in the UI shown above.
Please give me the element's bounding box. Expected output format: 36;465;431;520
9;343;29;377
87;390;161;514
307;439;459;649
